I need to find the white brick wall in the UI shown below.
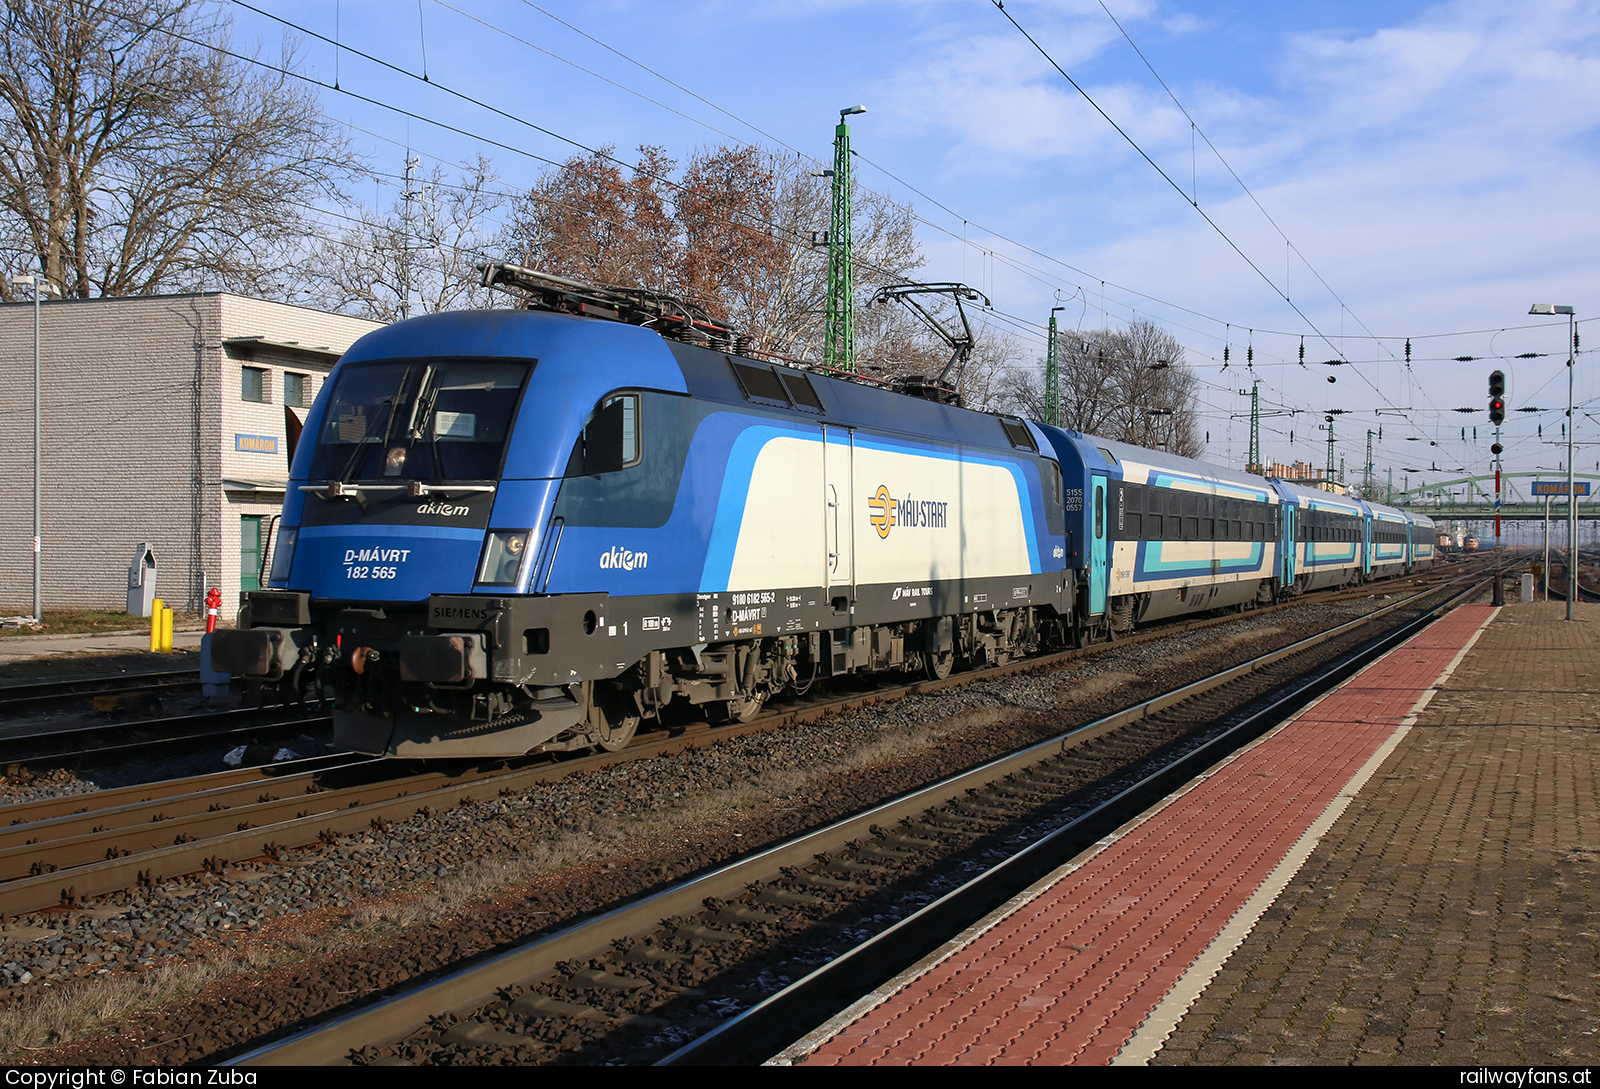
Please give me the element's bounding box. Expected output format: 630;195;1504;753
0;293;382;620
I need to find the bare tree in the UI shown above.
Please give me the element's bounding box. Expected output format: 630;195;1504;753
502;144;679;293
307;157;504;323
674;145;783;326
955;324;1025;413
758;161;922;364
1008;319;1203;456
500;144;925;362
0;0;359;300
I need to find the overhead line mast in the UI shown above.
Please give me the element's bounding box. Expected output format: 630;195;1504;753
1046;306;1064;426
825;105;866;373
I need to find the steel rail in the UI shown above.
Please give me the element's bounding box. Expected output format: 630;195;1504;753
0;670;199;712
0;708;332;770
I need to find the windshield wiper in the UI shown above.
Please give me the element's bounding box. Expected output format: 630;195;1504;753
406;365;448;481
406;365;439;442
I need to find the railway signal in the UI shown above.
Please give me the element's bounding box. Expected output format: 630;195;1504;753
1489;369;1506;425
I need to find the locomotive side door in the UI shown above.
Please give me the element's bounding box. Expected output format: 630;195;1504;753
1088;474;1108;616
822;425;855;612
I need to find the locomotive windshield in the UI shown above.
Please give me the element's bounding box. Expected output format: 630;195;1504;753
307;358;531;482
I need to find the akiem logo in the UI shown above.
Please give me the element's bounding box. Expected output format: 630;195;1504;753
868;485;949;540
599;546;648;571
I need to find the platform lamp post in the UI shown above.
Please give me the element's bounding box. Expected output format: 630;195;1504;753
10;273;56;624
1530;304;1577;619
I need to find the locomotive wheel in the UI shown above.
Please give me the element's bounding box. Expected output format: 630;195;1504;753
590;689;640;752
594;711;639;752
709;692;764;725
925;648;954;681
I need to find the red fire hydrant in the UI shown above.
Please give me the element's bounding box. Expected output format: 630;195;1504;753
205;586;222;633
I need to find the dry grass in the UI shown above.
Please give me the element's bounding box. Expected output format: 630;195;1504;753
0;945;281;1055
0;610;187;638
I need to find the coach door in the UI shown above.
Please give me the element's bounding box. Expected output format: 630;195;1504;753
822;425;855;612
1281;503;1297;584
1089;474;1108;616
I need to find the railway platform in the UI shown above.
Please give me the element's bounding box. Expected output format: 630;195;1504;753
786;598;1600;1066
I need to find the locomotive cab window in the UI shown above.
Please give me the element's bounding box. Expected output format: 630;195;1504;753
307;358;532;483
567;393;642;477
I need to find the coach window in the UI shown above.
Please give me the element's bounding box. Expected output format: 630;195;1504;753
242;366;267;403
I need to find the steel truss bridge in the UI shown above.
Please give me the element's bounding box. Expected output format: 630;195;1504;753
1383;472;1600;521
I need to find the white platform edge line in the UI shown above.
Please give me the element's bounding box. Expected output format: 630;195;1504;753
1112;604;1500;1066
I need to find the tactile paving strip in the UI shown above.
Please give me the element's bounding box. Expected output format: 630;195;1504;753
801;604;1499;1066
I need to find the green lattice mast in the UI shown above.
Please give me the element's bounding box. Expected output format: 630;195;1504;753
824;106;865;372
1046;307;1064;425
1247;380;1261;474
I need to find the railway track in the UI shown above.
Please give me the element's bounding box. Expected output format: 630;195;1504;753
0;561;1490;922
0;706;332;773
0;670;200;716
225;568;1494;1066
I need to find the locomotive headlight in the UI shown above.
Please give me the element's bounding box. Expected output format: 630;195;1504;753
477;530;532;587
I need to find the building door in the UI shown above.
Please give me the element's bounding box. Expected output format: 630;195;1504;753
241;516;263;593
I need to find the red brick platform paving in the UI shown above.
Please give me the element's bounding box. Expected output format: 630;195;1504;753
1151;600;1600;1066
798;603;1500;1066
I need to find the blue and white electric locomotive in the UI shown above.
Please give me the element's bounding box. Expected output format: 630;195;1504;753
211;265;1432;759
215;267;1071;757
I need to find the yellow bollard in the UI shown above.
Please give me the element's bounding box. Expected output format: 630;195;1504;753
161;607;174;654
150;598;164;652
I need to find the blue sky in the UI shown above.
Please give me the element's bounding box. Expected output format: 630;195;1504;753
228;0;1600;495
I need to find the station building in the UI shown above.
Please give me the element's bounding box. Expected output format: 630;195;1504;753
0;293;383;623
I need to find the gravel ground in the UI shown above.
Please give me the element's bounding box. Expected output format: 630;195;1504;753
0;596;1406;1064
